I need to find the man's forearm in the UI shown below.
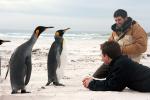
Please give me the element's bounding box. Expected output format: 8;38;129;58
88;79;108;91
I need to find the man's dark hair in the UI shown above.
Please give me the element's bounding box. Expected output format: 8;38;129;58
114;9;128;18
101;41;121;59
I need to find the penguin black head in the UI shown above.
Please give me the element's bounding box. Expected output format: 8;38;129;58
34;26;54;38
55;28;70;37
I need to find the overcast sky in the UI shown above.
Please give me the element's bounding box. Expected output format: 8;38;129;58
0;0;149;32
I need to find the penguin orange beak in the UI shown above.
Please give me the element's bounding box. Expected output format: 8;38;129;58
35;26;54;38
45;26;54;29
63;28;70;32
44;26;54;33
45;26;54;31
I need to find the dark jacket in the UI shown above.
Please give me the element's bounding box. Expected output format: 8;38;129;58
88;55;150;92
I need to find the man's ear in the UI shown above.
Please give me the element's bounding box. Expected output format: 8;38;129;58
107;55;112;63
103;53;107;57
104;54;110;60
105;54;109;59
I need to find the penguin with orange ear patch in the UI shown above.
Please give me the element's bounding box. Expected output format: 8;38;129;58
46;28;70;86
9;26;54;94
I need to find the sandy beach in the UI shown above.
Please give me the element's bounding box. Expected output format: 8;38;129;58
0;35;150;100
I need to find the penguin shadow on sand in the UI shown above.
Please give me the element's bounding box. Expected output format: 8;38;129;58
45;28;70;87
6;26;54;94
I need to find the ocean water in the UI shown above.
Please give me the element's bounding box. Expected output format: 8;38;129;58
0;31;110;41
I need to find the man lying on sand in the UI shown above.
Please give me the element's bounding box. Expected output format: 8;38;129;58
83;41;150;92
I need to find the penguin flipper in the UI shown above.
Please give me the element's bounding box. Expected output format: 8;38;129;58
25;56;32;85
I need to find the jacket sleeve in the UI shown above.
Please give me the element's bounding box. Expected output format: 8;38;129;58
122;24;147;55
88;79;109;91
88;62;127;91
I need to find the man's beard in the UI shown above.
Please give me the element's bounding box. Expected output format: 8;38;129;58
116;24;123;29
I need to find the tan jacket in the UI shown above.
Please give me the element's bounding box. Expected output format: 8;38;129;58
109;23;147;63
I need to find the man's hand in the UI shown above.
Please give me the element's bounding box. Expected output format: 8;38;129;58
82;77;93;88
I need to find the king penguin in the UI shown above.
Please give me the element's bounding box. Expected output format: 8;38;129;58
9;26;54;94
46;28;70;86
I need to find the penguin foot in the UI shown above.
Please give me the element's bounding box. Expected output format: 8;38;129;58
46;81;52;86
21;90;31;94
53;82;65;86
11;90;18;94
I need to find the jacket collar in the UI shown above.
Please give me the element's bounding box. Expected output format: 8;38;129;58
109;55;124;66
111;17;136;35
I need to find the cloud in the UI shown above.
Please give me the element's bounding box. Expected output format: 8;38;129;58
0;0;120;18
0;0;149;31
